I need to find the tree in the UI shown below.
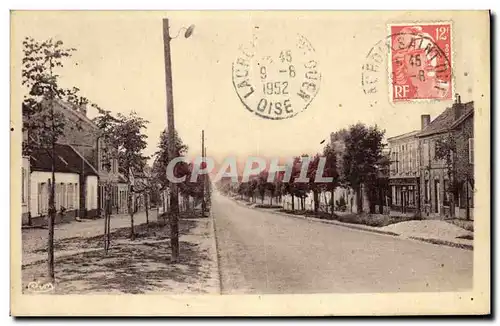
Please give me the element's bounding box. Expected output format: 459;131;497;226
152;129;188;191
113;112;149;239
21;37;85;282
342;123;385;214
93;108;121;252
322;144;339;215
435;133;457;218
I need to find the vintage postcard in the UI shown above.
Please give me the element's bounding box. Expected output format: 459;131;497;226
10;10;490;316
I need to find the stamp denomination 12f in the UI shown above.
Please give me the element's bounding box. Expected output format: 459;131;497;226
389;22;453;102
232;30;321;120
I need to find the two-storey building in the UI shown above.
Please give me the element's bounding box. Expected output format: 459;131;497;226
417;95;474;219
53;99;127;217
387;129;421;214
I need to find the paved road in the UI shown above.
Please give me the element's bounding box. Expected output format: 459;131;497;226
212;192;473;294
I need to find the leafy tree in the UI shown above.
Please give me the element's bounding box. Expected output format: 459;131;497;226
282;156;309;211
322;144;339;215
21;37;84;282
342;123;385;214
112;111;149;239
435;134;457;218
152;129;188;191
92;108;120;252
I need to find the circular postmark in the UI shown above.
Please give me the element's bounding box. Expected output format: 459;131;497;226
362;23;453;106
232;28;321;120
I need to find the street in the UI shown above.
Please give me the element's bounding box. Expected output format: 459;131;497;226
213;191;473;294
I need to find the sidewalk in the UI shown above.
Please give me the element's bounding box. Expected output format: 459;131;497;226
21;209;220;294
231;196;473;250
22;210;159;266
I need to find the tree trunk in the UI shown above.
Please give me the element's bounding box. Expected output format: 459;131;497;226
270;196;273;206
291;194;295;211
129;191;135;240
355;186;362;214
330;189;335;216
145;193;149;225
47;150;56;282
104;192;108;253
106;197;111;250
466;179;470;220
313;190;319;214
104;189;111;254
169;187;180;263
378;188;384;214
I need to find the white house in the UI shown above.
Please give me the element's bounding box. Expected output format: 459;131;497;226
25;143;99;226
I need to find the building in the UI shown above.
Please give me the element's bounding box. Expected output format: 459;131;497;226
450;99;474;220
387;129;421;214
53;99;126;216
417;95;474;219
24;143;99;226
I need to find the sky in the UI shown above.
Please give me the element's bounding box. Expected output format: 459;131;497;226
11;11;480;166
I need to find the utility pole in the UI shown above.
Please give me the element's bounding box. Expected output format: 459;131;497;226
162;18;180;263
201;130;206;217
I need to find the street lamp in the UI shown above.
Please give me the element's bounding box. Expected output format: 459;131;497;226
162;18;194;263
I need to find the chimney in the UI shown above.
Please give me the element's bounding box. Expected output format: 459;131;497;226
452;93;463;120
421;114;431;130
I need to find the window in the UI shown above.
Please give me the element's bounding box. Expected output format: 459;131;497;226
38;182;48;214
469;138;474;164
55;183;61;209
67;184;74;209
400;146;404;173
422;142;429;165
395;151;399;174
62;183;67;208
75;185;80;209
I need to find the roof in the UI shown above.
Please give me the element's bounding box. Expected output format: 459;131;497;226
417;101;474;138
30;143;99;176
450;107;474;129
53;98;98;131
387;130;420;142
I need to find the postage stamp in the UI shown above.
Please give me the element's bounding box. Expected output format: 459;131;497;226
388;22;453;102
232;28;321;120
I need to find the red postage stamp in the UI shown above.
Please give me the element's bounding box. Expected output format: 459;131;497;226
389;22;452;102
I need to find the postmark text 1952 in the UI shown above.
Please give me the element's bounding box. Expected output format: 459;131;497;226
232;31;321;120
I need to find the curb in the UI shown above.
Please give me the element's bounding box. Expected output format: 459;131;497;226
229;196;473;251
209;210;222;295
267;209;401;237
408;236;473;251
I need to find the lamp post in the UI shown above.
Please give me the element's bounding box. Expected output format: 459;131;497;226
162;18;194;263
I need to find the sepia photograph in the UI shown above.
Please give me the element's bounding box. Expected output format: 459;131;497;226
10;10;490;316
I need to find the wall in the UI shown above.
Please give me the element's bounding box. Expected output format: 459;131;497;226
419;134;450;219
28;171;80;225
55;99;121;193
389;135;420;178
86;175;99;216
453;114;474;220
